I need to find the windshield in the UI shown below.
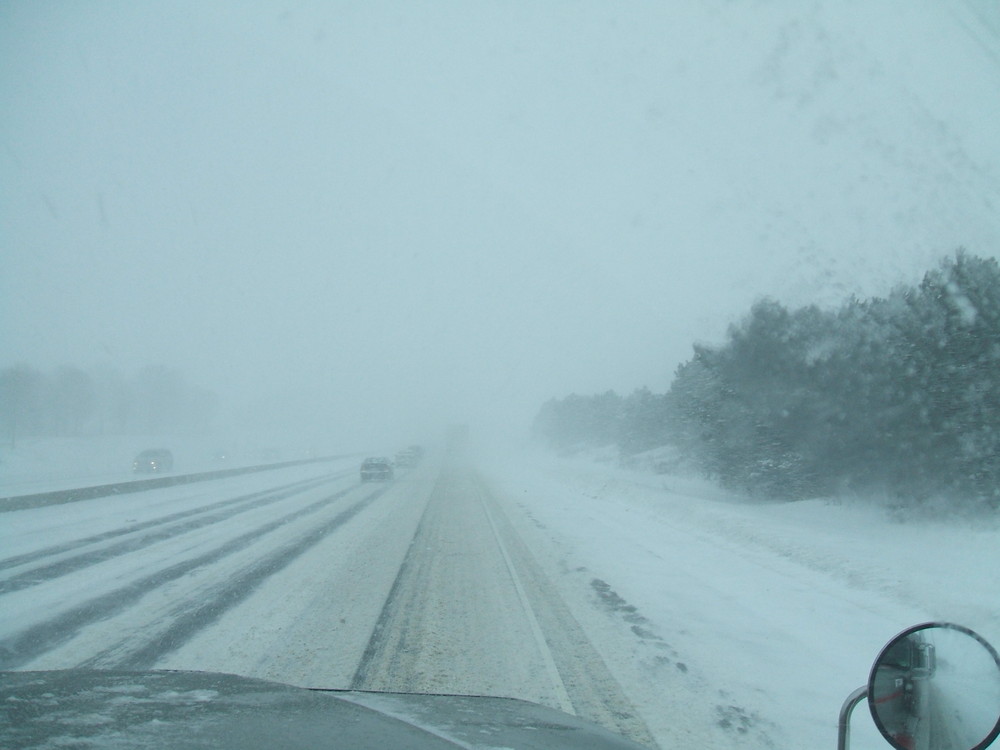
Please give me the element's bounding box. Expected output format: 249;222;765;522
2;3;999;749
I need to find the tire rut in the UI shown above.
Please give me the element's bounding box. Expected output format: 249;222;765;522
478;480;660;749
0;483;367;669
0;473;349;594
351;463;658;748
349;476;442;690
82;487;389;669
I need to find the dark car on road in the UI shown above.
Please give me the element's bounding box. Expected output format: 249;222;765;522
360;457;393;482
133;449;173;473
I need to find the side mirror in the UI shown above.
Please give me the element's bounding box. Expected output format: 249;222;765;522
840;623;1000;750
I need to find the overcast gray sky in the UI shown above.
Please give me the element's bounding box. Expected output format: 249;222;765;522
3;1;999;445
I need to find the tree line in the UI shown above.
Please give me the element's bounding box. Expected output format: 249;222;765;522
534;251;1000;509
0;364;217;447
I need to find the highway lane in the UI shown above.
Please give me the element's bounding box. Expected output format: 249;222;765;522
349;465;656;746
0;464;366;669
0;454;656;747
0;473;342;595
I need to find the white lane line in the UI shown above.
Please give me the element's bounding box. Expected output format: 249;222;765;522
478;490;576;715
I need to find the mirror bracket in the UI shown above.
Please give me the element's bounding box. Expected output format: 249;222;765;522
838;685;868;750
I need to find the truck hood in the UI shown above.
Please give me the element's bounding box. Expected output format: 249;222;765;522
1;669;651;749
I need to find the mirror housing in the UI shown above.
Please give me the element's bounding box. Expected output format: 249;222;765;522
840;623;1000;750
867;623;1000;750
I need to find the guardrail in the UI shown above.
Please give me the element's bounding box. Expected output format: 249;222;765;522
0;455;353;513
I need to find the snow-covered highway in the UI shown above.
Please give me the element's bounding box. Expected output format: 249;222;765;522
3;446;998;750
0;453;656;746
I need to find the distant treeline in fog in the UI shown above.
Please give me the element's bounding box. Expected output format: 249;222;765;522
534;251;1000;509
0;364;216;445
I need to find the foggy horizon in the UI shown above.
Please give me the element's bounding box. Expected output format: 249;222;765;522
3;2;999;446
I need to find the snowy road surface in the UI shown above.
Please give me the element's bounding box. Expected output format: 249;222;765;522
3;447;998;750
0;454;655;747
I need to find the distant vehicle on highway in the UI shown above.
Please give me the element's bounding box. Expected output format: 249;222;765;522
132;449;173;473
360;457;393;482
395;446;423;467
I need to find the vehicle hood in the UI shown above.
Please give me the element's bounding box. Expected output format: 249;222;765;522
1;669;651;749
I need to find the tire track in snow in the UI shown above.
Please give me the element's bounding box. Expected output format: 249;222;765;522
0;483;367;669
349;473;441;691
0;473;349;593
81;487;390;669
351;463;658;748
477;480;660;749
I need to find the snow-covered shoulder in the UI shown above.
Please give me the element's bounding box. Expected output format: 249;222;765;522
478;444;999;749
